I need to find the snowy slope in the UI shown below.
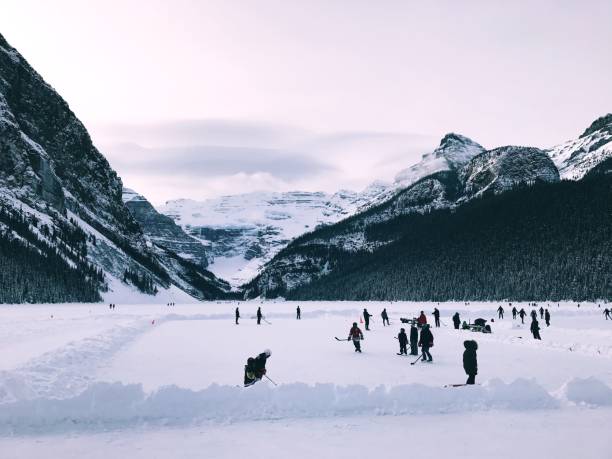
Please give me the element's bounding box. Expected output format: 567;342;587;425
548;113;612;180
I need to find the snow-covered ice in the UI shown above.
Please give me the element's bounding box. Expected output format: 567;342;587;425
0;301;611;458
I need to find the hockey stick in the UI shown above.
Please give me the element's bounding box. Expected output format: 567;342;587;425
264;374;278;386
410;354;423;365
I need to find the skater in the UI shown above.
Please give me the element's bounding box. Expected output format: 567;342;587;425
497;305;504;319
463;340;478;385
398;328;408;355
530;318;542;340
296;305;301;320
604;308;610;320
544;309;550;327
381;308;390;326
257;306;263;325
235;306;240;325
518;308;526;324
512;306;518;319
417;310;427;327
418;324;434;362
244;349;272;386
348;322;364;353
452;312;461;329
363;308;373;331
432;308;441;328
539;306;544;319
410;323;419;355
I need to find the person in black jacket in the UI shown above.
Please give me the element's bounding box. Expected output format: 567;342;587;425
497;305;504;319
398;328;408;355
544;309;550;327
235;307;240;325
363;309;373;330
512;307;518;319
432;308;441;327
257;307;263;325
530;318;542;340
419;324;434;362
244;349;272;386
381;308;390;326
452;312;461;329
296;305;301;320
539;307;544;319
410;324;419;355
463;340;478;385
518;308;527;324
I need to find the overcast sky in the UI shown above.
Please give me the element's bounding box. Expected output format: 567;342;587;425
2;0;611;205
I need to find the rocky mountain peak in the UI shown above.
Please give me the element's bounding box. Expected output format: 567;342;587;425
580;113;612;138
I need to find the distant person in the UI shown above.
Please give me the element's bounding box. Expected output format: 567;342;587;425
512;307;518;319
417;311;427;327
544;309;550;327
398;328;408;355
296;305;301;320
519;308;527;324
530;318;542;340
432;308;441;327
497;305;504;319
244;349;272;386
539;307;544;319
381;308;390;326
463;340;478;385
348;322;364;353
530;310;537;321
419;324;434;362
604;308;610;320
257;306;263;325
452;312;461;330
410;324;419;355
363;309;373;331
235;307;240;325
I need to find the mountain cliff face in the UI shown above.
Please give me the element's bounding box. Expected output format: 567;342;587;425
244;139;564;297
548;114;612;180
0;32;228;302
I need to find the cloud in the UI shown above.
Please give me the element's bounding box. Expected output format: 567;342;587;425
91;119;438;204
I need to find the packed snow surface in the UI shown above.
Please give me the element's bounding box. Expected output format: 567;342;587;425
0;301;611;458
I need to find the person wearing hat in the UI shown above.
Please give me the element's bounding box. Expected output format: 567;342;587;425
397;328;408;355
244;349;272;386
419;324;434;362
463;340;478;385
348;322;364;352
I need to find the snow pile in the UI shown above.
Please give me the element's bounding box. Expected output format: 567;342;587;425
560;377;612;406
0;377;591;434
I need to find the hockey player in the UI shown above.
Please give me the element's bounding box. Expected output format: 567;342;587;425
381;308;390;326
363;309;373;331
539;306;544;319
244;349;272;386
417;311;427;327
257;306;263;325
544;309;551;327
297;305;301;320
348;322;364;352
530;318;542;340
410;323;419;355
463;340;478;385
497;305;504;319
452;312;461;329
512;307;518;319
398;328;408;355
235;307;240;325
518;308;527;324
419;324;434;362
432;308;441;327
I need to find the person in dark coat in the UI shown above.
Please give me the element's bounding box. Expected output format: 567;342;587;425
603;308;610;320
381;308;390;326
235;307;240;325
518;308;527;324
530;318;542;340
530;310;537;322
512;307;518;319
497;306;504;319
463;340;478;385
432;308;441;327
419;324;434;362
348;322;364;352
452;312;461;329
544;309;550;327
417;311;427;327
410;324;419;355
539;307;544;319
296;305;301;320
257;307;263;325
244;349;272;386
363;309;373;330
398;328;408;355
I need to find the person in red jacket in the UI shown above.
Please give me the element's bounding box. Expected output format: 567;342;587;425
348;322;364;353
417;311;427;327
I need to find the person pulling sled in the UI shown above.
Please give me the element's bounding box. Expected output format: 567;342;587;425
244;349;272;386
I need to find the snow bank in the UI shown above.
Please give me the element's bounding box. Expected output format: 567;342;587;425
0;378;591;434
560;377;612;406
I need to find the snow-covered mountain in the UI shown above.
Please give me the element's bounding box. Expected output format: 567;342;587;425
548;113;612;180
0;32;230;302
159;190;376;286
